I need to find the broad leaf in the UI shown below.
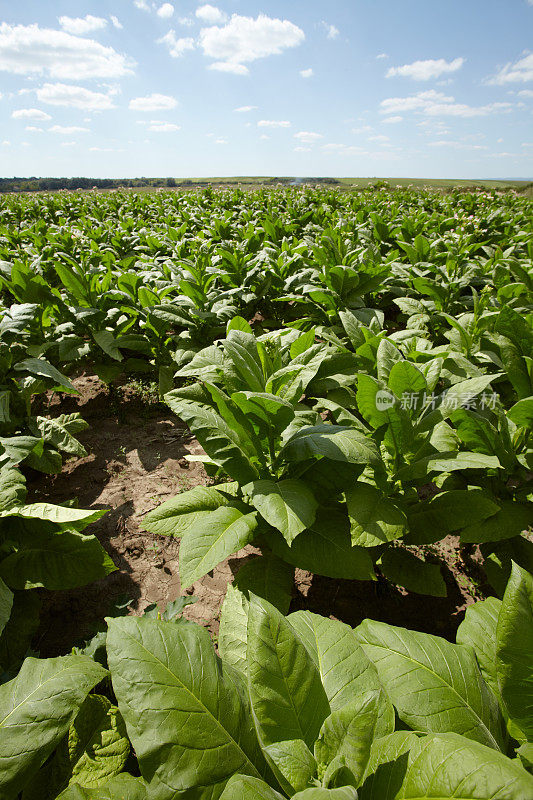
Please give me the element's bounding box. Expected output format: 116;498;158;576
142;486;235;538
219;774;284;800
357;620;505;750
263;739;316;795
56;774;148;800
0;655;107;800
380;548;446;597
281;425;379;466
457;597;502;700
346;483;407;547
0;577;13;637
244;479;318;544
107;617;265;798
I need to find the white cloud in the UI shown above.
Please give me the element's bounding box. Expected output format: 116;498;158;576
294;146;311;152
36;83;117;111
148;121;181;131
134;0;150;10
58;15;107;36
427;140;488;150
376;53;388;60
386;57;464;81
12;107;52;120
110;16;123;30
300;68;313;78
234;105;258;112
322;143;366;156
158;31;195;57
196;5;227;24
369;134;390;142
25;126;44;132
351;125;373;134
129;93;178;111
258;120;291;128
61;141;76;147
383;115;403;123
321;22;339;40
157;3;174;19
294;130;323;143
215;137;227;144
199;14;304;73
488;53;533;85
209;61;248;75
0;23;134;80
380;89;512;117
49;124;90;134
1;141;11;146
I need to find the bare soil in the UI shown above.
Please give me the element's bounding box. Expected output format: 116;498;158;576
29;375;486;656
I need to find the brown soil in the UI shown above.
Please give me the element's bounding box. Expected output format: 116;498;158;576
29;375;486;656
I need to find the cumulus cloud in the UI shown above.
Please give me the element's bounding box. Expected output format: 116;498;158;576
199;14;304;74
158;31;195;57
383;115;403;123
380;89;512;117
234;105;258;112
157;3;174;19
487;52;533;85
294;131;323;143
257;120;291;128
196;5;227;24
49;124;90;134
376;53;388;60
129;93;178;111
134;0;150;10
300;68;313;78
148;121;181;131
36;83;117;111
0;23;134;80
25;126;44;132
386;57;464;81
12;107;52;120
110;16;123;30
321;22;339;39
58;15;107;35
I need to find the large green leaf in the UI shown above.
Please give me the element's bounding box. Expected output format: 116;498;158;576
56;774;148;800
246;595;330;749
244;479;318;544
287;612;393;731
406;489;500;545
14;358;76;391
0;591;41;676
0;529;116;590
31;416;87;457
57;694;130;789
106;617;265;799
359;732;533;800
457;596;502;700
219;774;284;800
179;507;258;589
0;655;107;800
219;583;251;675
356;620;505;750
0;503;105;529
281;424;379;466
266;509;375;581
496;562;533;742
263;739;316;795
0;468;27;512
380;548;446;597
461;501;532;544
314;692;384;786
142;486;235;538
346;483;407;547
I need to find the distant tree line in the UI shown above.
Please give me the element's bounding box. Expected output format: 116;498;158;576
0;176;341;194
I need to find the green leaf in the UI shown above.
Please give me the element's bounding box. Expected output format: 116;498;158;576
0;468;27;513
93;330;123;362
142;486;235;537
496;562;533;742
292;788;358;800
263;739;316;795
380;548;446;597
32;416;87;457
346;483;407;547
14;358;76;391
227;316;254;335
287;612;393;730
0;591;41;676
244;479;318;544
219;774;284;800
0;503;105;529
281;425;379;466
179;507;258;590
360;732;533;800
356;620;505;750
461;501;532;544
246;595;330;749
233;554;294;615
57;694;130;789
456;596;502;701
0;436;43;467
106;617;265;798
56;774;148;800
387;360;426;404
0;655;107;800
398;450;501;480
165;399;260;484
0;577;13;637
266;509;375;581
0;529;116;590
507;397;533;429
219;583;251;675
314;692;383;786
406;489;500;545
231;393;295;439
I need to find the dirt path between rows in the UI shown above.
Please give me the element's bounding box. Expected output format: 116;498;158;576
29;375;482;656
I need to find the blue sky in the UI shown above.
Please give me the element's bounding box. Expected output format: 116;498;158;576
0;0;532;178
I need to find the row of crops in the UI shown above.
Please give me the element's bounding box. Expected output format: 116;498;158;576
0;185;532;799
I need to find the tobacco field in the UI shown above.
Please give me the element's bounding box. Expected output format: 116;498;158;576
0;184;532;799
